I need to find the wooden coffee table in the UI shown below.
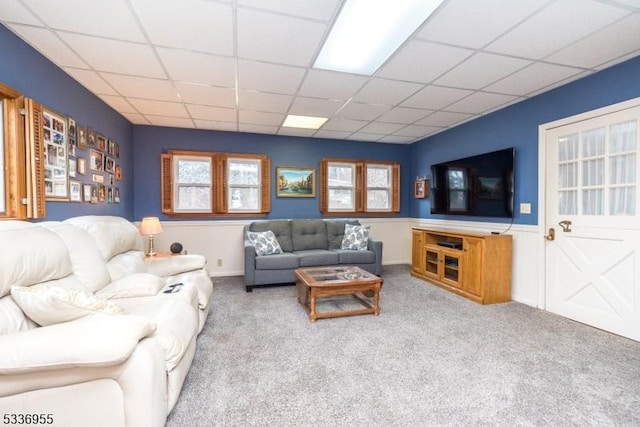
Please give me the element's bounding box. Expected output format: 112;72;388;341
295;266;383;323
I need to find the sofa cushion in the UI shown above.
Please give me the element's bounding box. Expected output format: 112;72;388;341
11;284;125;327
291;220;328;251
341;224;370;251
96;273;166;299
333;249;376;264
326;219;360;249
65;216;143;261
255;253;299;270
294;249;339;267
246;230;283;256
250;220;293;253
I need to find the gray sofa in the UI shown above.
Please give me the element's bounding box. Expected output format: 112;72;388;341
243;219;383;292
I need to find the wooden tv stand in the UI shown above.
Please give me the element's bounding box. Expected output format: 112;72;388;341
411;227;512;304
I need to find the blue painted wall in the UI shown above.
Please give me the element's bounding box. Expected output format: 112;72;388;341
409;56;640;225
0;24;134;220
133;126;411;221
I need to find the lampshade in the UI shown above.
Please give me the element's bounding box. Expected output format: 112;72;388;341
140;217;163;236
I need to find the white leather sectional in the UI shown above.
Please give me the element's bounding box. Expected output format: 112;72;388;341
0;216;213;427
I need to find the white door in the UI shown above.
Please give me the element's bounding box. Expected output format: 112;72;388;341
544;103;640;341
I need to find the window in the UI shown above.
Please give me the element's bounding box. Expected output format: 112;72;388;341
447;167;469;212
320;158;399;215
161;150;270;217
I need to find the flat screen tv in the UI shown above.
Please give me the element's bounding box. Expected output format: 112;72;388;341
430;148;514;218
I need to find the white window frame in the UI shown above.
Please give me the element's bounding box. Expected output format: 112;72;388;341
366;163;392;212
173;154;212;213
327;161;356;212
227;157;262;213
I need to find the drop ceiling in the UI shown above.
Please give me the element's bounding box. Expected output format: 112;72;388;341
1;0;639;144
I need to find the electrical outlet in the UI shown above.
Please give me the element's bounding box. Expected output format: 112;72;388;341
217;259;223;267
520;203;532;214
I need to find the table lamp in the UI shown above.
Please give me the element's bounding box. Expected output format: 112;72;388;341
140;216;163;257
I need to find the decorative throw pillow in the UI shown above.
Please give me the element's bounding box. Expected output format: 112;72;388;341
246;230;283;256
11;284;125;327
340;224;370;251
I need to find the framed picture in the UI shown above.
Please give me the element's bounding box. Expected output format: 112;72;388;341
414;178;428;199
96;134;107;151
276;166;315;197
104;156;115;174
115;165;122;181
77;157;86;175
77;125;88;150
83;184;92;202
90;149;104;171
87;127;96;146
69;180;82;202
92;173;104;183
114;187;120;203
68;157;76;178
43;108;69;200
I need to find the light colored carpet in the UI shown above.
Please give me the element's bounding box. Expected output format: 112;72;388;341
167;265;640;426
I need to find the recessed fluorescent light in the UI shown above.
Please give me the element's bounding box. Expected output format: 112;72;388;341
314;0;445;75
282;114;328;130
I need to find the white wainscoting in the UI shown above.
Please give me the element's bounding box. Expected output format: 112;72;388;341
147;218;540;308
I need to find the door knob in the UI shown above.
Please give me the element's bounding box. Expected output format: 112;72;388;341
545;227;555;241
559;220;572;232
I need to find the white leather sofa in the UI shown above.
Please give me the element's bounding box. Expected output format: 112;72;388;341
0;216;213;427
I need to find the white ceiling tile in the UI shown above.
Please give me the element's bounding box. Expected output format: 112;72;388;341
278;127;317;137
8;25;86;68
121;112;149;124
22;0;145;42
354;78;424;105
0;2;40;25
186;105;236;122
416;0;548;48
377;135;416;144
239;124;280;134
596;49;640;71
377;107;432;124
237;8;326;66
322;118;367;132
97;95;137;113
337;102;390;121
401;86;473;110
194;120;238;132
546;14;640;68
348;133;383;142
64;68;118;95
239;110;285;126
486;0;629;59
176;82;236;108
314;130;350;139
158;49;236;87
525;70;593;97
416;111;474;127
446;92;519;114
237;60;306;95
238;91;293;114
101;74;179;101
485;62;585;96
132;0;233;55
358;122;406;135
394;125;442;138
237;0;341;21
145;116;194;128
59;33;166;78
377;40;473;83
289;97;344;117
128;99;189;117
434;53;532;90
298;70;369;100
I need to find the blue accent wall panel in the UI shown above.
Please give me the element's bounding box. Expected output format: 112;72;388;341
133;126;410;221
0;24;134;220
409;56;640;225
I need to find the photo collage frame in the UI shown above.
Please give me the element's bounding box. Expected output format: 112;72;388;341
44;108;122;204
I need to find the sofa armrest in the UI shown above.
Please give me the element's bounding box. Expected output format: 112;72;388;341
243;242;257;287
368;239;383;275
145;254;206;277
0;315;156;375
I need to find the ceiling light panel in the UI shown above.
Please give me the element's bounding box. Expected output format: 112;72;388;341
132;0;233;55
314;0;445;75
282;115;328;129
